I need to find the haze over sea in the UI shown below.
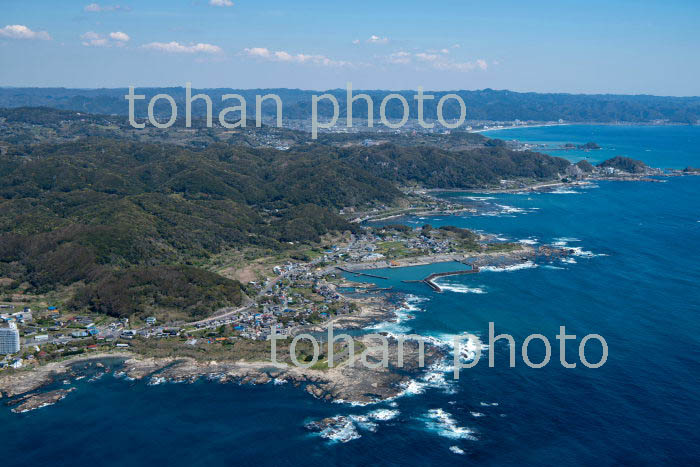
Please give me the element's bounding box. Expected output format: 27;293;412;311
2;125;699;466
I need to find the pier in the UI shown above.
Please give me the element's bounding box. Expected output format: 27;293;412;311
335;267;389;280
402;266;480;292
366;286;394;292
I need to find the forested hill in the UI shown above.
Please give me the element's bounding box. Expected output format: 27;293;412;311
0;135;571;318
2;87;700;123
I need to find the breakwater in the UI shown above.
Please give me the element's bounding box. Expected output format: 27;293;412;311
335;267;389;280
402;266;480;292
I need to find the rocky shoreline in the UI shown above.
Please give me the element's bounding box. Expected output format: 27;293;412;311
0;240;575;414
123;334;444;403
6;388;77;413
333;244;561;272
0;333;445;413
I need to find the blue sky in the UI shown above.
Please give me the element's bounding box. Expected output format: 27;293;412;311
1;0;699;95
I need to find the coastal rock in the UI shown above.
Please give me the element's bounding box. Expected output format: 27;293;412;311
254;374;271;385
124;357;176;380
305;416;360;443
1;334;445;406
8;388;76;413
537;245;574;257
305;384;325;399
0;353;124;398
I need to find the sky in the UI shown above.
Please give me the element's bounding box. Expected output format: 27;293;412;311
1;0;699;95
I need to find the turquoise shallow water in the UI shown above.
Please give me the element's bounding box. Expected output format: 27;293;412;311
2;125;699;466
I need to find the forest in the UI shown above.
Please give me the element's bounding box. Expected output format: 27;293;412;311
0;109;572;319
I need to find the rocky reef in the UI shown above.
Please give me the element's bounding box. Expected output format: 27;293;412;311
126;335;444;403
6;388;76;413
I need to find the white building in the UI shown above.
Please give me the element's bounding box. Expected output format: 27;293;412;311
0;322;20;355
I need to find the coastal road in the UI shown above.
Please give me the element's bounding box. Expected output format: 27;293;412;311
185;271;288;327
187;304;253;327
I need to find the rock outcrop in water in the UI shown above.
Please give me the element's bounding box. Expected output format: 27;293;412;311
6;388;76;413
124;335;443;403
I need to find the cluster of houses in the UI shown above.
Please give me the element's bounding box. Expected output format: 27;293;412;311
196;269;353;341
0;226;475;366
0;305;33;325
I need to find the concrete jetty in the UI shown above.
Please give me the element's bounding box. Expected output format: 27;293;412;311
402;266;480;292
336;267;389;280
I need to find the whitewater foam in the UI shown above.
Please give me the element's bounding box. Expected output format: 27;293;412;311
366;294;425;334
569;246;608;258
551;187;581;194
349;414;378;432
368;409;400;421
317;417;361;443
481;261;538;272
518;238;539;245
432;280;487;294
424;409;477;440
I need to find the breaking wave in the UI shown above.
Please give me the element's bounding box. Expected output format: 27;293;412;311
518;238;539;245
481;261;538;272
307;409;401;443
432;280;486;294
368;409;400;421
366;294;426;334
424;409;477;440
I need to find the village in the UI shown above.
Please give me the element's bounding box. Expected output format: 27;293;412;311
0;221;512;370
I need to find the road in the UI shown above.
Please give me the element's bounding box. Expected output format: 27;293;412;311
185;270;289;327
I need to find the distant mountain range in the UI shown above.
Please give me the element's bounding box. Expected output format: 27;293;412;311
1;87;699;123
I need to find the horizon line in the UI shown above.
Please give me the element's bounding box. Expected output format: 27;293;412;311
0;86;698;99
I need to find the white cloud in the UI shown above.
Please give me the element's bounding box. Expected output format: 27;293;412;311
245;47;271;58
142;41;223;54
209;0;234;6
243;47;351;67
81;31;130;47
81;31;108;47
109;31;130;42
367;35;389;44
84;3;131;12
352;39;360;45
415;52;440;62
388;51;411;65
386;50;488;72
0;24;51;40
432;58;488;72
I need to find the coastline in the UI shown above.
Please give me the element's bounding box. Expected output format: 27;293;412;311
0;335;444;408
471;122;571;133
472;121;696;134
358;172;688;224
0;244;555;410
334;246;534;272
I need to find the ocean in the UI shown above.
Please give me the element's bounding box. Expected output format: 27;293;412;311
2;125;699;466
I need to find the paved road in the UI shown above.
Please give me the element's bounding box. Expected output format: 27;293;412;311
186;271;289;327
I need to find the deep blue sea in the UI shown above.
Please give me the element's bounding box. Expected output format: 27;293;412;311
2;125;699;466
